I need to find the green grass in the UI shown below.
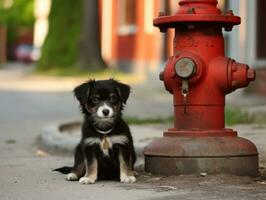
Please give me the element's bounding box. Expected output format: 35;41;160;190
124;107;254;125
225;106;254;125
35;66;145;85
36;67;126;77
124;116;174;125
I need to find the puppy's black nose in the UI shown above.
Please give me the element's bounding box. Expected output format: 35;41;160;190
102;109;110;116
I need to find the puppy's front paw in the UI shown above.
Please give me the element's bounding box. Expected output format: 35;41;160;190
79;176;96;184
66;173;78;181
120;175;136;183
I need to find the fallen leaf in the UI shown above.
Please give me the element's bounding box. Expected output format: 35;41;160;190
35;149;49;157
200;172;207;177
5;139;16;144
157;185;177;190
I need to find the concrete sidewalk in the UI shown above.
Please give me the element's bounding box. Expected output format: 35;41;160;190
0;64;266;200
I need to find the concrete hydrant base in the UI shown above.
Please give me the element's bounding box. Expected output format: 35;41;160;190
144;135;259;176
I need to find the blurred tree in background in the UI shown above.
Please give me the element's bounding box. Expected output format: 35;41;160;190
38;0;107;71
38;0;82;70
0;0;34;59
0;2;7;25
78;0;107;70
0;0;34;41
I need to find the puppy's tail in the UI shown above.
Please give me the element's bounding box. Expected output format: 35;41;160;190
53;166;72;174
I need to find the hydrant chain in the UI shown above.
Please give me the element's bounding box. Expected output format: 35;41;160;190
181;79;189;114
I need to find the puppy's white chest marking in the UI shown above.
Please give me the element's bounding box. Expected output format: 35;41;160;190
83;135;128;156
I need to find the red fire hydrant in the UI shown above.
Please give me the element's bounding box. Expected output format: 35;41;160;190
144;0;258;176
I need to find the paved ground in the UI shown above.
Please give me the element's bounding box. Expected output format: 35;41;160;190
0;64;266;200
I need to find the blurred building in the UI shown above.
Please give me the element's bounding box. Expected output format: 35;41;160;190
99;0;163;75
1;0;35;62
225;0;266;95
98;0;266;95
33;0;266;95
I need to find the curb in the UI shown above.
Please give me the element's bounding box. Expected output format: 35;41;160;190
40;122;80;153
40;121;148;157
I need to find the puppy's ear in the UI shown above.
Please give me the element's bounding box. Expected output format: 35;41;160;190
115;80;130;104
73;80;95;104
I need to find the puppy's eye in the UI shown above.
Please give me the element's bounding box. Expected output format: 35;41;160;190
110;94;117;103
91;96;99;104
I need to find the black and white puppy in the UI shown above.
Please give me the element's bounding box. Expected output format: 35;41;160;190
54;79;136;184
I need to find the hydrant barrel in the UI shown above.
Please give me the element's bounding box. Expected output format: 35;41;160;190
155;2;254;131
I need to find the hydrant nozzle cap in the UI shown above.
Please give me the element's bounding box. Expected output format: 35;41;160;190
175;58;196;79
247;68;256;81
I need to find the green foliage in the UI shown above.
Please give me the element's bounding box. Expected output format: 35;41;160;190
38;0;82;70
5;0;34;26
36;67;126;77
225;106;254;125
122;107;254;126
0;0;34;42
124;116;174;125
0;3;7;25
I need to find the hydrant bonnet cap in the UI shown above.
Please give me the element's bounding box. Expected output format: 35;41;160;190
153;0;240;29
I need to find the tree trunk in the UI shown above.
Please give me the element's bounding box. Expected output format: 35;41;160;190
38;0;82;69
79;0;107;70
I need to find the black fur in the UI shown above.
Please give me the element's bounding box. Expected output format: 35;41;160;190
53;166;72;174
54;79;136;181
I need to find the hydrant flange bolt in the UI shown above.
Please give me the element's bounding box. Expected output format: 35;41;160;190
225;10;234;16
159;71;164;81
158;11;166;17
225;25;233;32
